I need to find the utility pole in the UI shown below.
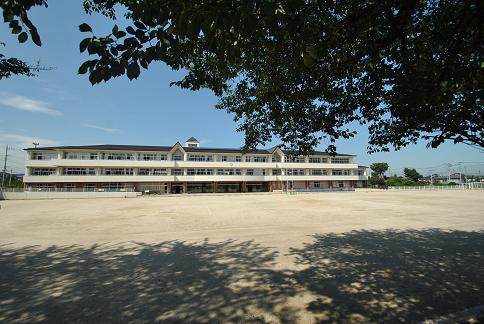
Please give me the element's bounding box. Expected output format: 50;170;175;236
1;145;9;188
8;168;13;187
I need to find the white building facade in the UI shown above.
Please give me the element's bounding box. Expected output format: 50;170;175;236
23;138;368;193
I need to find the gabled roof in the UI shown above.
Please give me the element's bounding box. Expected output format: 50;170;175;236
186;137;199;142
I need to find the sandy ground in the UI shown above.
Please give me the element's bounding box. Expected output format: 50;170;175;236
0;191;483;323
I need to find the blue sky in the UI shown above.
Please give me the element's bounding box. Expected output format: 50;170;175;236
1;1;483;175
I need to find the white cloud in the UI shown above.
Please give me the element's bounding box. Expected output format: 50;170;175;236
82;123;120;134
0;132;60;149
0;94;61;116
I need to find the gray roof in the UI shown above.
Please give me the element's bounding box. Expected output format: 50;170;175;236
24;144;354;156
186;137;199;142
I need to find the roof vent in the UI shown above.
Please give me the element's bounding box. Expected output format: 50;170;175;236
185;137;200;148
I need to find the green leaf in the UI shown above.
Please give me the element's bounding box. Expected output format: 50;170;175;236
134;21;146;30
126;62;140;80
126;26;136;35
114;31;126;39
18;32;28;43
79;23;92;33
78;60;92;74
79;38;91;53
112;25;119;35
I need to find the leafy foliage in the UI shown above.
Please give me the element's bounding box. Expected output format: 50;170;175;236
370;163;389;176
403;168;423;182
2;0;483;153
0;0;48;79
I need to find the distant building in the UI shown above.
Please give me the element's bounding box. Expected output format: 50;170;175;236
423;173;466;184
23;137;368;193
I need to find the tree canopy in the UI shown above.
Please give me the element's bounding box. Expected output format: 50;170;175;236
2;0;483;153
370;163;389;176
403;168;423;181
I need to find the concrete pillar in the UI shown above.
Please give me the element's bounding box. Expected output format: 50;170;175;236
183;182;187;193
167;182;172;194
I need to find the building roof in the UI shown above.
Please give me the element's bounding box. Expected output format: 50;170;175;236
23;144;355;156
186;137;199;143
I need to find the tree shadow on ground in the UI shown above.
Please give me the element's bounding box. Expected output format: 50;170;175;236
0;240;297;323
289;229;484;323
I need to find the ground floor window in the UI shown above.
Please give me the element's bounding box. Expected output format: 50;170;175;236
187;183;213;193
217;183;241;193
313;182;321;188
83;183;97;191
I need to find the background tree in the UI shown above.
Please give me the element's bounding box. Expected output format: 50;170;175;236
403;168;423;182
370;163;389;177
3;0;483;153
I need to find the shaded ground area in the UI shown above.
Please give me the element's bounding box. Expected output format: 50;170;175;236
289;229;484;323
1;229;483;323
0;240;297;323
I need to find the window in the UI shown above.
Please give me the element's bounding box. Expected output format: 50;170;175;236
188;155;213;162
31;168;56;176
138;168;150;175
194;168;213;175
102;183;124;191
309;157;321;163
332;158;350;164
138;168;167;176
153;168;167;175
343;170;350;176
172;154;183;161
103;168;134;175
332;170;343;175
172;168;183;175
220;155;228;162
217;169;241;175
63;168;96;175
141;153;160;161
287;169;305;176
253;156;267;163
187;143;198;147
32;152;56;160
65;152;98;160
246;169;254;175
294;157;306;163
358;170;363;176
313;182;320;188
103;153;133;160
311;169;323;176
235;156;242;162
84;183;97;191
272;169;281;175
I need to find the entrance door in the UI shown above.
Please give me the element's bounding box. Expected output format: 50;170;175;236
171;184;184;194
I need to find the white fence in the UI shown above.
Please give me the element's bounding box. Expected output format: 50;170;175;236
0;187;139;200
387;182;484;191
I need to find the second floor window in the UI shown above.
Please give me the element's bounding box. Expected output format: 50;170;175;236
63;168;96;176
31;168;56;176
253;156;267;163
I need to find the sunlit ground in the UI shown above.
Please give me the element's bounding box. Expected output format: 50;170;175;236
1;191;483;323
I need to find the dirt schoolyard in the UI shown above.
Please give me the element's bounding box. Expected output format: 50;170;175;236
1;191;483;323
